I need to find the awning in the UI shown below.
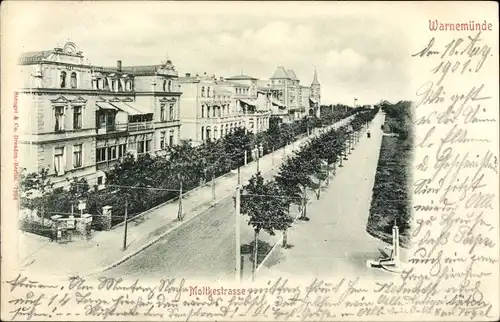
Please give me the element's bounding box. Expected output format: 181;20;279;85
240;99;256;107
271;100;286;108
109;102;152;115
96;102;118;110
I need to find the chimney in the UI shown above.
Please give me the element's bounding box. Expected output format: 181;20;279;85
117;60;122;72
185;73;191;77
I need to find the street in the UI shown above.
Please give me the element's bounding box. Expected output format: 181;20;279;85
105;114;382;280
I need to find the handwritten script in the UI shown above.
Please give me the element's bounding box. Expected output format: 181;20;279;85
4;273;497;321
410;29;498;321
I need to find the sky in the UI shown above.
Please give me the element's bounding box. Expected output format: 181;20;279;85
4;1;417;106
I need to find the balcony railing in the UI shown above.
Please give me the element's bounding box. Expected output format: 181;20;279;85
97;121;153;135
97;123;127;135
128;121;153;132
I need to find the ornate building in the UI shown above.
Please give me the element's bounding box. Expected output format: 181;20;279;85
178;73;270;145
17;42;181;187
265;66;321;122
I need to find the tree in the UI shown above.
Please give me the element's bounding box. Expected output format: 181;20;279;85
222;127;253;167
168;142;202;220
296;143;324;200
275;155;313;220
241;172;292;276
20;167;54;224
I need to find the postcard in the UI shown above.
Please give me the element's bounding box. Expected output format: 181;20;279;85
1;1;498;321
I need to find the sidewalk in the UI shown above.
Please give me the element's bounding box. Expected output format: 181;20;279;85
16;116;355;278
256;112;402;280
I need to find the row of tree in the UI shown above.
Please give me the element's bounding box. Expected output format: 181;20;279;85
240;108;379;274
20;107;368;228
367;101;413;247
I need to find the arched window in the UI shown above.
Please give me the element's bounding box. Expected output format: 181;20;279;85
201;86;205;97
214;126;218;139
207;87;211;98
60;71;67;88
201;105;204;118
168;80;172;92
70;72;77;88
201;126;205;141
207;106;211;118
163;80;167;92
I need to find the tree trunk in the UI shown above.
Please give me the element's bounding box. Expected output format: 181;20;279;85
301;188;308;219
316;179;321;200
282;229;288;247
177;180;183;221
252;230;259;281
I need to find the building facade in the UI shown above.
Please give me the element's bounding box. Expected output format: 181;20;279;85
17;42;181;187
265;66;321;122
178;73;271;145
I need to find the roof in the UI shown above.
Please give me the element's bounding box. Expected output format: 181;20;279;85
312;69;320;85
286;69;298;80
270;66;289;79
226;74;258;80
19;50;53;64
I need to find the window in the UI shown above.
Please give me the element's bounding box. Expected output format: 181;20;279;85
54;147;65;174
96;79;101;90
207;106;211;118
118;79;123;91
163;80;167;92
108;146;117;160
201;126;204;141
201;86;205;97
97;176;103;186
111;80;115;91
160;104;166;121
207;87;211;98
118;144;126;158
97;148;106;162
73;144;82;168
214;127;218;138
70;72;77;89
213;106;216;117
138;140;145;154
168;80;172;92
160;131;166;149
60;71;67;88
169;104;174;120
137;139;152;154
73;106;82;129
54;106;65;132
201;105;204;118
169;131;174;146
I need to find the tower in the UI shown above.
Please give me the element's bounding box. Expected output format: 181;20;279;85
311;68;321;117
